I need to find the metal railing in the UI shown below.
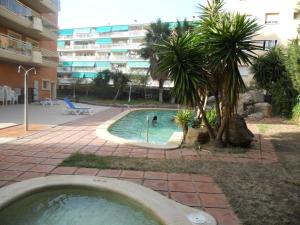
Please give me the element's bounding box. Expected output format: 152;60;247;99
0;0;32;21
0;33;32;56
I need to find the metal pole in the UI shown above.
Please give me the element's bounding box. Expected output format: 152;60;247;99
24;72;28;131
146;115;149;143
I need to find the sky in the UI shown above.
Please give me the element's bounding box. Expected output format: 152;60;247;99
58;0;202;29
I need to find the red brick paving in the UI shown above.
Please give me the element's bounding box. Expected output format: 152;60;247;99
0;108;280;225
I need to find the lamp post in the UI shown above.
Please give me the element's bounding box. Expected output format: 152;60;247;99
18;66;36;132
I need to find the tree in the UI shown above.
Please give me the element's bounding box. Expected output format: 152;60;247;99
174;18;193;36
111;71;129;101
94;69;111;87
251;47;286;93
285;39;300;94
141;19;171;103
155;0;263;147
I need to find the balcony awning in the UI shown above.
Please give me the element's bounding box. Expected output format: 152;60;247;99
59;29;74;36
63;61;73;67
96;26;111;33
111;49;128;53
57;41;65;48
128;61;150;68
72;61;95;67
111;25;128;32
74;28;91;34
71;72;98;79
95;61;111;68
96;38;112;45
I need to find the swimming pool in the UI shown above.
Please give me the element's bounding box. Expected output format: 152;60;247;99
108;110;180;145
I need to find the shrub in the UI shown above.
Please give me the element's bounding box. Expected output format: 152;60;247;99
175;110;194;142
292;96;300;124
206;107;217;127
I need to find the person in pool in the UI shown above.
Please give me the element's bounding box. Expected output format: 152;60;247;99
152;115;158;126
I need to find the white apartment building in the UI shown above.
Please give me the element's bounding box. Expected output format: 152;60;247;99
224;0;300;83
57;23;153;87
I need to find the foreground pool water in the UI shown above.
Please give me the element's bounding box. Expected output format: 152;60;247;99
109;110;180;144
0;188;162;225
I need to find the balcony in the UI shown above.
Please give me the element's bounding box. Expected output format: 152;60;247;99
0;0;58;40
0;33;57;67
58;43;143;52
19;0;59;13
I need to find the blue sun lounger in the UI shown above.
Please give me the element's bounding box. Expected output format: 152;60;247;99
63;97;94;115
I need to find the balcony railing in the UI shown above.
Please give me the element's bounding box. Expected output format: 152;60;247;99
58;43;142;51
0;0;57;35
0;0;33;21
0;33;32;56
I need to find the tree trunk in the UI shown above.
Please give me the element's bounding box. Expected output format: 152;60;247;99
113;88;120;101
214;93;221;130
158;79;164;103
182;125;188;144
198;104;215;139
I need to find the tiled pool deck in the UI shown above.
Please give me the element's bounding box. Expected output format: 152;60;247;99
0;108;278;225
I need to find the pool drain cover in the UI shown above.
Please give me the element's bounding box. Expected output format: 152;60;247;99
187;212;207;224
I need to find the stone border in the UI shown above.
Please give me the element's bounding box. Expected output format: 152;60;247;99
96;108;183;149
0;176;216;225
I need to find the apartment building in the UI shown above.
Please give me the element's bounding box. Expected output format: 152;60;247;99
0;0;59;102
57;23;153;87
224;0;300;82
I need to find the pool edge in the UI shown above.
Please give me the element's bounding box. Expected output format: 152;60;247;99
96;108;183;150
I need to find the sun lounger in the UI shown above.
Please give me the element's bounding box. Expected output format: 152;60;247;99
63;97;94;115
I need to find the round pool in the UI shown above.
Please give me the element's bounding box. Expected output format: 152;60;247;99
109;110;180;145
0;176;216;225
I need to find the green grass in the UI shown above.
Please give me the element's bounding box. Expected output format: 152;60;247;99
64;95;175;106
61;122;300;225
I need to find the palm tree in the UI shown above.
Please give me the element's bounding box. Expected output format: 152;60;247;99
174;18;193;36
141;19;171;103
155;0;263;147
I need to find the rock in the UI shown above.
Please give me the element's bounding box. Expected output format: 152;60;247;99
247;112;264;120
254;102;272;117
185;127;210;146
249;90;265;103
237;92;253;115
228;115;254;147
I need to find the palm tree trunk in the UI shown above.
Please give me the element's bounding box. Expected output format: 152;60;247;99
158;79;164;103
214;93;221;130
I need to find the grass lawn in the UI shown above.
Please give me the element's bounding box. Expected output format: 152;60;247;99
65;95;176;106
61;121;300;225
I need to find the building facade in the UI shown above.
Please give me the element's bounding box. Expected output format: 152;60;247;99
0;0;59;102
224;0;300;83
57;23;153;87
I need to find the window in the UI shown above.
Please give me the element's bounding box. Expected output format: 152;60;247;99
26;37;39;47
265;13;280;24
263;40;278;50
42;80;50;90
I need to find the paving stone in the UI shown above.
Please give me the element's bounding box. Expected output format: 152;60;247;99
170;192;201;207
168;181;196;192
194;182;223;194
75;168;99;176
7;163;36;172
51;167;77;175
199;193;229;208
168;173;191;181
144;171;168;180
143;180;168;191
14;172;46;182
29;165;56;173
0;170;23;181
120;170;144;179
191;174;214;183
97;169;121;178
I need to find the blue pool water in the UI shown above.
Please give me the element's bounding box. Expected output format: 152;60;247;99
109;110;180;144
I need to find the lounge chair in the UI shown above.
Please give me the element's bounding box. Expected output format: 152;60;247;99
63;97;94;115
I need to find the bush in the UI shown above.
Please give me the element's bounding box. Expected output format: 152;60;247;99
175;110;194;142
206;107;217;127
292;96;300;124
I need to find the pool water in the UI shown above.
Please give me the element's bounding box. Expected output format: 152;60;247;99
0;188;162;225
109;110;180;144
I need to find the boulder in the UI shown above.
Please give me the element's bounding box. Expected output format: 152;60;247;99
228;115;254;147
247;112;264;120
254;102;272;117
185;127;210;146
237;92;253;115
249;90;265;103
